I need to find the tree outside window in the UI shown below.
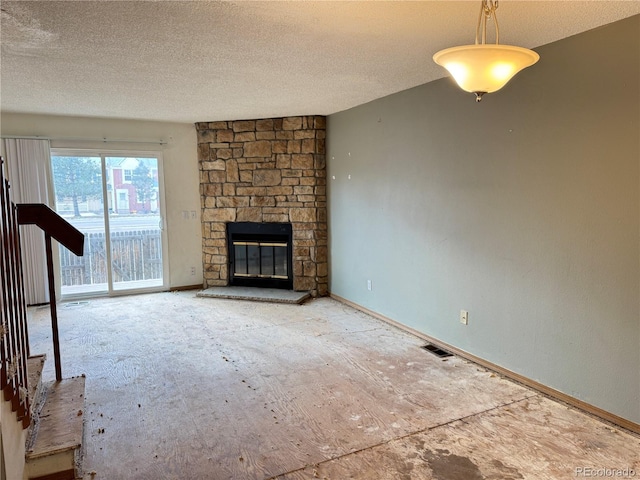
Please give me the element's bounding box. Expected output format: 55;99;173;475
51;156;102;217
131;160;157;209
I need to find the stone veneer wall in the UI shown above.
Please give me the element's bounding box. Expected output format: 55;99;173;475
196;116;328;296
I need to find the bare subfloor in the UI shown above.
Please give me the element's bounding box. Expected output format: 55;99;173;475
28;292;639;479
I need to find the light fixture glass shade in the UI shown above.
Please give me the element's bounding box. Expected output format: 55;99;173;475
433;44;539;95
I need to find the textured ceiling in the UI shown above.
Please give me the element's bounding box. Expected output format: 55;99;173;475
1;1;639;124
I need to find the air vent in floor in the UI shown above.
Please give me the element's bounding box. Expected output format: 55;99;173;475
63;301;90;308
421;343;453;358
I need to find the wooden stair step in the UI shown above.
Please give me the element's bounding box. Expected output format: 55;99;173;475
27;355;47;419
26;376;86;480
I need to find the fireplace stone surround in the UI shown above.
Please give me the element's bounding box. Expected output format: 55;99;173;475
197;116;328;296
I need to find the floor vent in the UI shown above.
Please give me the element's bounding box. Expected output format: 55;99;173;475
63;301;90;308
421;344;453;358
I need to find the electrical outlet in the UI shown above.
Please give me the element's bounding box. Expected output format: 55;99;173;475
367;279;372;291
460;310;468;325
190;266;196;276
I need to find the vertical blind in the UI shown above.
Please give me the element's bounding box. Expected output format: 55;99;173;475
2;138;52;304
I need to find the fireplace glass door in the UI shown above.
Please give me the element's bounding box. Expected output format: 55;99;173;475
233;241;288;279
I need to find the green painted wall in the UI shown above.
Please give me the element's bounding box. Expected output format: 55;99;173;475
327;15;640;423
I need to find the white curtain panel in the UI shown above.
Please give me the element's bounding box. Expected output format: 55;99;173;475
2;138;52;305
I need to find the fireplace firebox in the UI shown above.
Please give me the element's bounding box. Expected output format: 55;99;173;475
227;222;293;290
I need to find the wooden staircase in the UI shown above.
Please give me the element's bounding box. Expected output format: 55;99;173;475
1;156;87;479
24;356;86;480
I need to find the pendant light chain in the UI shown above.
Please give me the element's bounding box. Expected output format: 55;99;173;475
475;0;500;46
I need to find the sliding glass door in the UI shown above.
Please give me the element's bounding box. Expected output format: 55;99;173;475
51;151;166;297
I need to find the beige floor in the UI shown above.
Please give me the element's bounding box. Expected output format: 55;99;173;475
28;292;639;480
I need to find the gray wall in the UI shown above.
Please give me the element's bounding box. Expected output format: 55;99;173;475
327;15;639;424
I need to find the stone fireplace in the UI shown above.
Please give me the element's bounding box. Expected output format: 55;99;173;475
197;116;327;296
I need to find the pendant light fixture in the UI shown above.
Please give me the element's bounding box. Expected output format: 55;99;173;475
433;0;539;102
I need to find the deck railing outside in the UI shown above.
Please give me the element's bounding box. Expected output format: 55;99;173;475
59;230;162;287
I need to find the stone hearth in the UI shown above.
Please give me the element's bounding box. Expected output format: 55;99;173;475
197;116;327;296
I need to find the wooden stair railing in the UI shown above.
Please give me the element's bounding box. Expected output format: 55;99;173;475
1;157;32;428
1;153;85;435
17;204;84;382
